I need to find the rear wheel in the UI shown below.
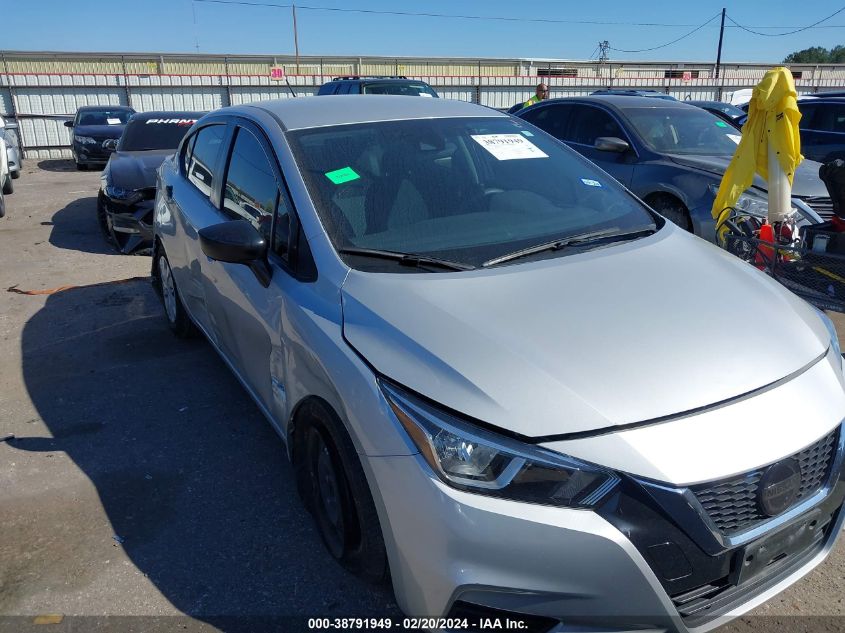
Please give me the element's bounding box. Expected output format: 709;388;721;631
76;162;88;171
296;401;388;583
10;170;19;180
647;194;692;232
2;174;12;195
154;249;196;338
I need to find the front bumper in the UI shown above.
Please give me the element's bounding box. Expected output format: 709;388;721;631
366;431;845;633
102;197;155;254
72;142;115;165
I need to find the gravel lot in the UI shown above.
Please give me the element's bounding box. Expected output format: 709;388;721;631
0;163;843;632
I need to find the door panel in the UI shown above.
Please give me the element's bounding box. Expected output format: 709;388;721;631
564;105;635;186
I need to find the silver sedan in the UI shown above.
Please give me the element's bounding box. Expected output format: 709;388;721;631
153;96;845;631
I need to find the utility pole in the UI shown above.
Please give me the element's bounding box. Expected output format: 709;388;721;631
292;4;300;74
714;8;726;100
715;8;726;79
598;41;610;63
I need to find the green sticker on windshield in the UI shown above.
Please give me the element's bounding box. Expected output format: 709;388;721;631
715;120;728;128
325;166;360;184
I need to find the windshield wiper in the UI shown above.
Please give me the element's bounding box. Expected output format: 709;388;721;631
482;225;657;268
338;247;475;271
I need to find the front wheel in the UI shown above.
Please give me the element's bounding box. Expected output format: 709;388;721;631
154;249;196;338
648;195;692;232
2;175;13;195
296;402;388;583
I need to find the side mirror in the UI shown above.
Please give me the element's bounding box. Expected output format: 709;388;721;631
595;136;630;153
102;138;118;151
64;121;74;128
199;220;267;264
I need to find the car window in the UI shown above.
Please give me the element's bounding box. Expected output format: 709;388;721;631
186;124;226;199
287;116;655;269
337;83;352;95
624;107;741;156
182;132;198;174
567;106;625;146
222;127;279;243
811;103;845;133
362;83;438;97
520;104;573;140
273;195;293;258
799;103;818;130
119;116;198;151
76;109;133;126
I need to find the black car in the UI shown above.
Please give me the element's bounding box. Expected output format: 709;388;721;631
98;111;203;254
317;76;439;97
65;105;135;170
591;89;677;101
798;97;845;164
515;95;831;239
686;100;746;125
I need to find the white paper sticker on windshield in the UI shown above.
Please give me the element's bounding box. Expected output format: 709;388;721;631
471;134;548;160
418;92;433;97
727;134;741;145
581;179;602;187
106;118;122;125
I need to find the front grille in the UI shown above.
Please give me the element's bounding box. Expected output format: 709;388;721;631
691;429;838;535
799;195;835;220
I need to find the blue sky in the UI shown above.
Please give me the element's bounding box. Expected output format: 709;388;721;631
4;0;845;62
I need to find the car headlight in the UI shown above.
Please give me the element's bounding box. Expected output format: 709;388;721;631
709;184;800;219
74;135;98;145
104;184;143;205
381;380;620;508
815;308;843;369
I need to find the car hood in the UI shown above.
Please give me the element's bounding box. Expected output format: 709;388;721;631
74;124;125;139
341;225;829;438
667;154;828;198
105;150;172;190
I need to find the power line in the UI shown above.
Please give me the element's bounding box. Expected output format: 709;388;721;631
727;5;845;36
193;0;718;27
609;13;722;54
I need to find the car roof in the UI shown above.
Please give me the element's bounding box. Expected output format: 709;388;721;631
239;95;504;130
129;111;206;121
77;105;134;111
535;95;696;110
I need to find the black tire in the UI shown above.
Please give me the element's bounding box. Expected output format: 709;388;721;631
2;175;12;195
295;401;388;583
647;194;692;232
76;162;88;171
10;170;19;180
96;195;118;248
154;248;197;338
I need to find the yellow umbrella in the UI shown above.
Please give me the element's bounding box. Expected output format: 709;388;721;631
711;67;803;243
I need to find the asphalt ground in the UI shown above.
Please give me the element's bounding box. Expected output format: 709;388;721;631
0;162;844;633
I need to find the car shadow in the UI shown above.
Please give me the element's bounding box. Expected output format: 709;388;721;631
47;196;117;255
11;278;399;630
36;159;80;173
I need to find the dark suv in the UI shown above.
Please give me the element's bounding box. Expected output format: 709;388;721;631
799;97;845;164
317;76;439;97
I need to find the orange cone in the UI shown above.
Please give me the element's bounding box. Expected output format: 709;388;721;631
755;222;775;270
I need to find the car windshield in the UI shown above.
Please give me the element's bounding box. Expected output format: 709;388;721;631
624;107;742;156
362;82;438;97
119;117;198;151
287;116;656;269
77;109;132;126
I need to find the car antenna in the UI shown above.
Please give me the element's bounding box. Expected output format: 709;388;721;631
285;77;298;98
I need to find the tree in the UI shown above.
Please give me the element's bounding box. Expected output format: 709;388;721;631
782;46;845;63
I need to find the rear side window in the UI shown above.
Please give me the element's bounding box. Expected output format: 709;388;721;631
222;127;279;243
567;106;625;146
811;103;845;133
521;104;573;140
186;125;226;198
799;103;818;130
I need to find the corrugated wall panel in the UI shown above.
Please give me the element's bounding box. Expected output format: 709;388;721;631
229;87;317;105
20;117;73;150
15;88;127;115
436;87;475;102
0;88;12;116
129;87;225;111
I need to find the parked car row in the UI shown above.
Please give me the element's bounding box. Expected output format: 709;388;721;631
0;114;24;219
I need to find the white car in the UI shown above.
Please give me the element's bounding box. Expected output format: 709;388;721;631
0;116;12;198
